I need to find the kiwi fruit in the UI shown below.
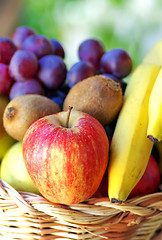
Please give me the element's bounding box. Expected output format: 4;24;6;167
63;75;123;126
3;94;61;141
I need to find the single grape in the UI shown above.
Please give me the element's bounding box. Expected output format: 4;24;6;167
37;55;67;89
9;50;38;81
100;48;133;78
46;83;70;103
78;39;104;71
47;89;66;110
50;39;65;58
22;35;53;58
46;83;70;109
0;63;13;94
0;37;17;64
9;78;45;100
67;60;95;88
11;25;36;49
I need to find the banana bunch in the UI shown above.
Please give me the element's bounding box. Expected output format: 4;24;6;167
108;40;162;203
108;63;160;203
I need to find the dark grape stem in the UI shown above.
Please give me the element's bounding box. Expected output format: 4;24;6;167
66;106;73;128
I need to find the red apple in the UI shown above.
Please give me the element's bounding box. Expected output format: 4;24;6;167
129;155;160;198
22;108;109;204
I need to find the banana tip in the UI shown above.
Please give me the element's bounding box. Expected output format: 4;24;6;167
110;198;123;204
147;135;159;143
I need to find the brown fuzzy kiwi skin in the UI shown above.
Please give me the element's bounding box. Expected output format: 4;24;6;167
3;94;61;141
63;75;123;126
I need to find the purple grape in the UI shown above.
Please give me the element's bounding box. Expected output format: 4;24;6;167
22;35;53;58
0;37;17;64
9;50;38;81
78;39;104;71
47;89;66;110
46;83;70;99
67;60;95;88
100;48;133;78
0;63;13;94
12;26;36;49
37;55;67;89
50;39;65;58
9;78;45;100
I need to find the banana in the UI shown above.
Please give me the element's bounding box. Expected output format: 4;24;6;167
108;63;160;203
147;67;162;143
142;40;162;66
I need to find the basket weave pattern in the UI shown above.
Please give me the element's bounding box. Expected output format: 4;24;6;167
0;179;161;240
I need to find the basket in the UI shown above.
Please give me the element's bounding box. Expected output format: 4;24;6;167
0;178;161;240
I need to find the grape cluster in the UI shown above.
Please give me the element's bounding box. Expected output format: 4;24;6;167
0;26;67;105
0;25;133;109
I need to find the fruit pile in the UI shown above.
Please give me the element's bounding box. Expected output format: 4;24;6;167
0;25;161;206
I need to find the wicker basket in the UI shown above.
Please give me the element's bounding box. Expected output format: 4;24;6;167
0;178;161;240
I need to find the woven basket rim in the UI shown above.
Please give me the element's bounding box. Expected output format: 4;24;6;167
0;178;162;216
0;178;162;240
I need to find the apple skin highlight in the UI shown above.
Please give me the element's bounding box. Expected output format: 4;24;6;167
23;110;109;204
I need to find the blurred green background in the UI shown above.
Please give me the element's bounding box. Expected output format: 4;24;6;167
1;0;162;71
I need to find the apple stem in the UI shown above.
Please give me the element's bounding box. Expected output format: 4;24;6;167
66;106;73;128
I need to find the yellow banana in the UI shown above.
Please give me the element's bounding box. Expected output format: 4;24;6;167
108;63;160;203
147;67;162;143
142;40;162;66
